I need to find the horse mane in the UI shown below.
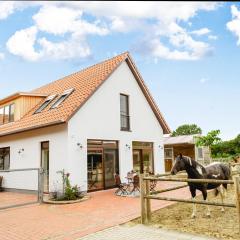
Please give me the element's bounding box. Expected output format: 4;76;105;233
182;155;206;175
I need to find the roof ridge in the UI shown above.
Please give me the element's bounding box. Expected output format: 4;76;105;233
31;51;129;94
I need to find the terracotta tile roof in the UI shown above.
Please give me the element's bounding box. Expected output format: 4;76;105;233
0;52;170;137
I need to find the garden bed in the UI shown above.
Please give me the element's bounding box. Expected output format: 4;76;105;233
130;186;239;240
44;195;90;204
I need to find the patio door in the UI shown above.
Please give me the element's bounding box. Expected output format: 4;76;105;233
41;141;49;193
87;140;119;191
87;149;104;191
133;149;142;173
104;149;118;188
132;142;154;174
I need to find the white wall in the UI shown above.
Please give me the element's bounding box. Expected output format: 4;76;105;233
0;125;67;191
68;61;164;190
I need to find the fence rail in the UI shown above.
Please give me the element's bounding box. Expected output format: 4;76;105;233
140;172;240;233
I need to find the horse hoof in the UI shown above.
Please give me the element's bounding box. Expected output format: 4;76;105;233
221;208;225;212
206;214;211;218
191;214;196;219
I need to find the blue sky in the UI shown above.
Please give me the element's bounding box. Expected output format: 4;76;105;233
0;2;239;140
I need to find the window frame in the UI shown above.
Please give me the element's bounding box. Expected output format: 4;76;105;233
120;93;130;131
0;103;15;125
0;147;10;170
197;147;204;160
50;88;74;109
34;94;57;114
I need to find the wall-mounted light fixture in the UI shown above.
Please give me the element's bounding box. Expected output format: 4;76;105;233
77;143;83;149
18;148;24;154
125;144;131;150
158;145;163;149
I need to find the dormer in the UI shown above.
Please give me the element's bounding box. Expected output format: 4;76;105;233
0;92;47;125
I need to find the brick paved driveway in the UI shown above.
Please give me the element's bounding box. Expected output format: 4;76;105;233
0;192;37;209
0;183;191;240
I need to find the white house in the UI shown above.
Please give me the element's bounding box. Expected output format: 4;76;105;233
0;52;170;193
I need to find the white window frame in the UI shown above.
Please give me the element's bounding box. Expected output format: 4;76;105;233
34;94;57;114
50;88;74;109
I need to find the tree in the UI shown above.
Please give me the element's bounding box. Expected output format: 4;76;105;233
196;130;221;148
171;124;202;137
211;134;240;158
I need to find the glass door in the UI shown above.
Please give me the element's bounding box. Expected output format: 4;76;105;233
104;149;118;188
133;149;142;173
41;141;49;193
87;149;104;191
142;149;153;174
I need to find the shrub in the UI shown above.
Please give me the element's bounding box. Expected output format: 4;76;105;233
52;170;83;201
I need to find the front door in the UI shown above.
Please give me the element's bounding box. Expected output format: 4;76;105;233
41;141;49;193
164;148;173;172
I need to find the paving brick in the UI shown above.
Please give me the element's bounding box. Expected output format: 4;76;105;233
0;183;194;240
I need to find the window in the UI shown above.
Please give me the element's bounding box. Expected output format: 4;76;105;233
0;104;15;125
51;89;74;109
0;147;10;170
120;94;130;131
9;104;15;122
35;95;56;114
165;148;173;158
198;147;203;159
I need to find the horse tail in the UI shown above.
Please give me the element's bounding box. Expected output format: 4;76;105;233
214;188;219;196
221;164;231;191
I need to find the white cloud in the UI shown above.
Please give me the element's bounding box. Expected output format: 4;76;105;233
0;2;19;20
6;26;42;61
0;52;4;60
208;35;218;40
33;5;83;35
5;2;220;61
200;77;208;84
227;5;240;45
191;28;211;36
38;33;91;60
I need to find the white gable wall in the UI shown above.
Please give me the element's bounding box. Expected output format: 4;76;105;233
68;61;164;190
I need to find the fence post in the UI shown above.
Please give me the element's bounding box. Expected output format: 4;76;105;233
145;173;151;224
233;176;240;233
140;173;146;224
38;168;44;203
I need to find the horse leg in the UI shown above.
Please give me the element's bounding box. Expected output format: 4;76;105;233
219;185;225;212
222;183;228;198
190;186;197;218
202;188;211;217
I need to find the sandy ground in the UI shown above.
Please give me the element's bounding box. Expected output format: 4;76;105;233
131;186;240;240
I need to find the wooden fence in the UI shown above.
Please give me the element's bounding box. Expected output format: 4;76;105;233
140;172;240;233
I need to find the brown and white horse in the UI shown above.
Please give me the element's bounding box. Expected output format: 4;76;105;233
171;154;230;218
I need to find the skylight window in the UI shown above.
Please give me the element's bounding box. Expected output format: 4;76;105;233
34;95;57;114
50;89;74;109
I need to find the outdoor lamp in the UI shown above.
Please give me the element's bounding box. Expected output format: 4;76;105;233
77;143;83;149
125;144;131;149
18;148;24;154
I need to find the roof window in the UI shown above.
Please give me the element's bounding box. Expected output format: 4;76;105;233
50;89;74;109
34;95;57;114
